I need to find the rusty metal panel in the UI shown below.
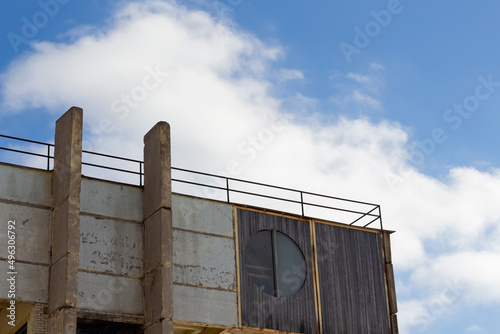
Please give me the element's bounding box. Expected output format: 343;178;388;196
0;202;50;264
0;261;49;303
80;177;143;221
0;164;52;207
173;229;236;290
77;272;142;314
172;194;234;237
237;209;317;334
79;215;142;276
315;223;389;334
173;283;238;326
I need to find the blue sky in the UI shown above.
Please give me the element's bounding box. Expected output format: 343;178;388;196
3;0;500;177
1;1;500;333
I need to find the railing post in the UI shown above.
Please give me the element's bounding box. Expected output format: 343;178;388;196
226;178;230;202
47;144;51;170
300;191;304;216
378;206;384;231
140;161;143;187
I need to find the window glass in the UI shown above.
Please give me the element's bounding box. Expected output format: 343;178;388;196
276;231;307;297
243;230;275;296
244;229;306;298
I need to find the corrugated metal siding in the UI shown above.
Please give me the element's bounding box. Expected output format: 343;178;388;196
315;223;389;334
238;209;317;333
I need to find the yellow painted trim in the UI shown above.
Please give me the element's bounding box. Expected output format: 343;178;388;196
233;206;242;328
234;204;386;234
310;220;322;334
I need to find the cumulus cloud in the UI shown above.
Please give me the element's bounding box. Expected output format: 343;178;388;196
275;68;304;82
1;1;499;333
328;63;385;113
347;72;373;84
465;325;483;333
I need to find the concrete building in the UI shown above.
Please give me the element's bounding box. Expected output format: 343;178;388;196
0;107;398;333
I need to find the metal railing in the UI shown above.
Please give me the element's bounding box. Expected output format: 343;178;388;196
0;134;145;185
0;134;382;229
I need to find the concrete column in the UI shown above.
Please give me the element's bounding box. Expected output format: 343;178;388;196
48;107;83;334
143;122;174;334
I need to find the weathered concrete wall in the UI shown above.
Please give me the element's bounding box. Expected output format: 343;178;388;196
76;272;143;314
79;215;142;276
171;194;238;327
173;230;235;290
0;202;50;265
0;165;240;327
80;177;143;221
173;285;238;326
172;195;234;237
78;177;143;315
0;164;51;303
0;261;49;303
0;163;52;207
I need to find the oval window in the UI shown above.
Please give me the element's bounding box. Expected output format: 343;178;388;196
243;230;307;298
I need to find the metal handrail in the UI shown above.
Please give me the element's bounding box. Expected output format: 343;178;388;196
82;149;144;186
0;134;382;229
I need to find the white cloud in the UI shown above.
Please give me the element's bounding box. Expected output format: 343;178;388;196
347;72;372;84
370;62;385;71
465;325;483;333
329;64;385;112
351;89;382;109
411;251;500;304
275;68;304;82
1;1;500;333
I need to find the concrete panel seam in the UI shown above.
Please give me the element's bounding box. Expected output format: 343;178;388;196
145;317;174;327
172;227;235;240
53;195;70;210
0;258;50;267
146;262;173;274
80;211;144;224
144;206;172;221
78;268;142;280
0;198;52;210
172;192;230;206
143;207;173;275
172;281;237;293
143;262;173;277
50;252;77;267
81;175;143;189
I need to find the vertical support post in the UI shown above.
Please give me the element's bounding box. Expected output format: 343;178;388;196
48;107;83;334
47;145;51;171
226;178;230;202
140;161;143;187
379;206;384;231
383;231;399;334
300;192;305;216
271;229;279;298
143;122;174;334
